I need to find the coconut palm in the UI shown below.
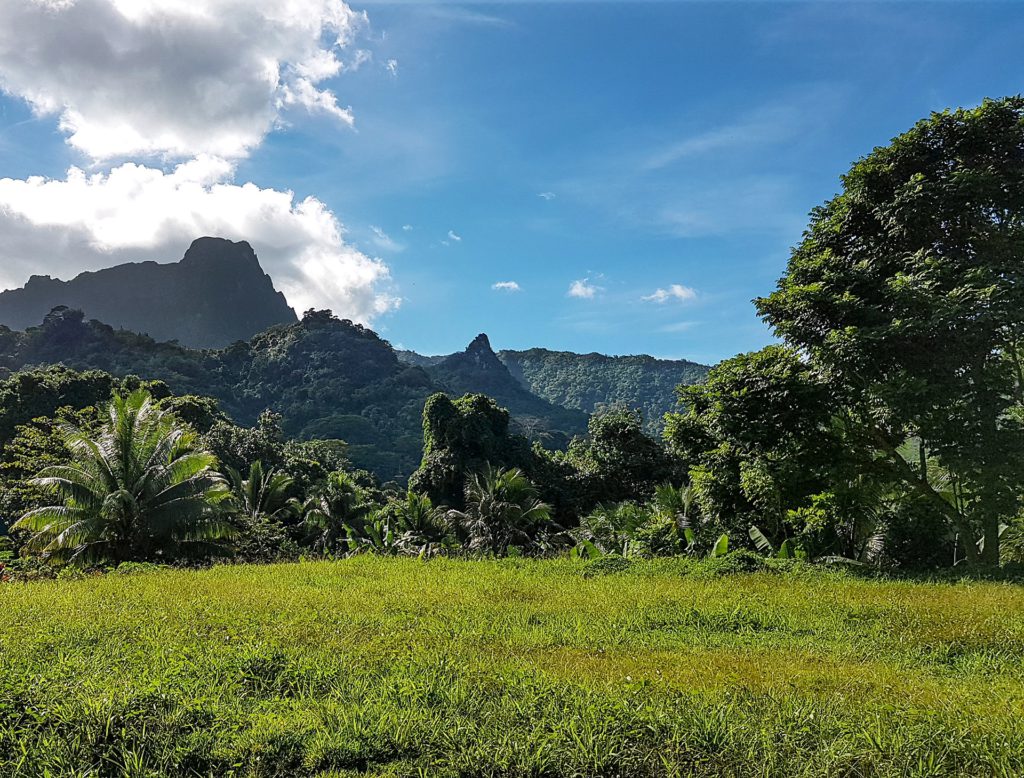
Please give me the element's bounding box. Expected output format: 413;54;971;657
228;461;299;524
393;491;454;556
13;389;232;564
302;471;375;554
449;466;553;555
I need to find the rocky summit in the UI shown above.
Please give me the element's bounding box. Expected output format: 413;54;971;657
0;237;297;349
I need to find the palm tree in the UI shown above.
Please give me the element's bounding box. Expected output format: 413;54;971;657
13;389;232;564
302;471;375;554
449;466;554;555
393;491;454;556
228;461;299;525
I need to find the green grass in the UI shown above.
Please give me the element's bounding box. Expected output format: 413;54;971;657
2;557;1024;777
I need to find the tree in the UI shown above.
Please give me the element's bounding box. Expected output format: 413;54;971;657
561;407;680;510
12;389;232;564
390;491;454;556
302;471;376;554
449;466;555;555
410;393;534;508
757;97;1024;563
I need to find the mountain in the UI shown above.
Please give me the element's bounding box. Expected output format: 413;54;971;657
426;334;588;444
498;349;709;429
0;312;587;481
398;344;710;430
0;237;297;348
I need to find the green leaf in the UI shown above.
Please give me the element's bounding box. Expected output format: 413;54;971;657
748;525;774;555
710;533;729;558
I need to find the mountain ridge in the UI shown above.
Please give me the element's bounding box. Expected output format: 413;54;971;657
0;237;297;349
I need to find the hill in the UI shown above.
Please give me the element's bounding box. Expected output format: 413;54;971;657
0;237;297;348
399;344;711;430
498;348;710;429
426;334;588;444
0;311;589;480
1;557;1020;776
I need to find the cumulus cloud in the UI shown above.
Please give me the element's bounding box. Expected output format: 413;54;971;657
642;284;697;303
0;159;398;322
567;278;601;299
0;0;366;160
491;281;521;292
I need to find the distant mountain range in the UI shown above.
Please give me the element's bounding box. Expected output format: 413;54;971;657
0;237;710;477
0;237;297;348
399;345;709;432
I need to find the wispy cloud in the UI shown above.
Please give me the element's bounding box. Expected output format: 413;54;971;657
642;284;697;304
369;225;404;252
447;229;462;242
492;281;521;292
402;224;413;231
659;321;699;334
567;278;602;299
423;7;515;28
538;191;556;201
385;58;399;77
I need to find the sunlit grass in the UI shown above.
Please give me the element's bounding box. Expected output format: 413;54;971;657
2;557;1024;776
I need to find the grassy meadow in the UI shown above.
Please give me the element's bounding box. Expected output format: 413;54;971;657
2;557;1024;777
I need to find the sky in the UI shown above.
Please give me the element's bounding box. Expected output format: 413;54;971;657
0;2;1022;364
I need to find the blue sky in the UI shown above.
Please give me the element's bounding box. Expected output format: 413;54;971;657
0;2;1022;364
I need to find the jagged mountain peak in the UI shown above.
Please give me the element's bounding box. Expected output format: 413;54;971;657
0;237;297;349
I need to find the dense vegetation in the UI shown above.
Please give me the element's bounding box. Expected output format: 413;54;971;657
499;347;709;432
0;237;297;349
1;99;1023;576
399;342;710;435
2;557;1023;776
0;309;591;480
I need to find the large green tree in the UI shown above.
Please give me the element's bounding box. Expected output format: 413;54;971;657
13;389;232;563
757;97;1024;563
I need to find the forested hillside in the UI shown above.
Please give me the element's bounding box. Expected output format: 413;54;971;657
0;309;586;480
498;348;709;429
419;335;588;445
0;237;297;348
397;343;710;430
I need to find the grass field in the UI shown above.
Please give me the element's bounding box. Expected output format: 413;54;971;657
2;557;1024;777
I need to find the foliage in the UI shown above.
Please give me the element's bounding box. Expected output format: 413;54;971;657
560;406;681;511
448;466;557;555
302;471;376;555
410;393;536;509
498;347;709;433
757;97;1024;563
227;461;302;563
12;389;232;564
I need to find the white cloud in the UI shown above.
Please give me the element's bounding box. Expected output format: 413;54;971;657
538;191;556;201
642;284;698;304
385;58;399;76
447;229;462;242
491;281;521;292
567;278;601;299
369;225;403;253
0;0;367;161
0;160;398;322
402;224;414;231
659;321;698;333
